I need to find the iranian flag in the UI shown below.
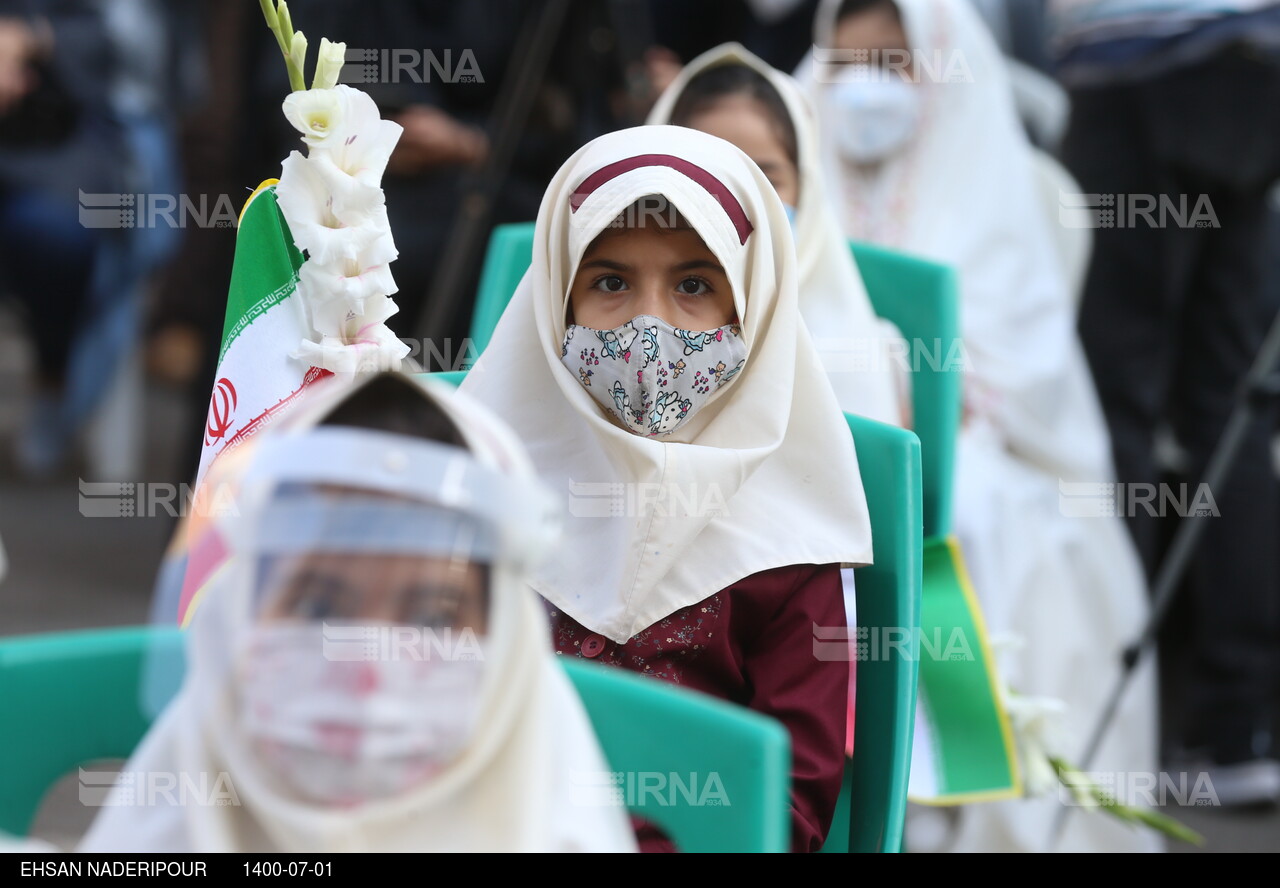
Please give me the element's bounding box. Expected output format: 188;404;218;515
194;179;329;488
908;536;1022;805
165;181;328;627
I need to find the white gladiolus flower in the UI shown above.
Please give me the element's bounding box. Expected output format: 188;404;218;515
303;149;388;223
274;75;409;380
290;216;396;271
312;37;347;90
308;90;403;185
299;263;399;337
987;633;1071;798
276;155;398;263
283;86;400;177
295;325;410;375
282;87;351;150
1004;693;1068;797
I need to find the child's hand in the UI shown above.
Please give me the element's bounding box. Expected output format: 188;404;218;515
387;104;488;175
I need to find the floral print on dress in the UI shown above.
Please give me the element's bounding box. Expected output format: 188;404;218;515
560;314;747;437
544;593;724;685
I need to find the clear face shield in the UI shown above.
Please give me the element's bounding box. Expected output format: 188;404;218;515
237;487;495;808
202;425;559;809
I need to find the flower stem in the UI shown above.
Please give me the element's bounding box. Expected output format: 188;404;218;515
1049;757;1205;846
259;0;306;92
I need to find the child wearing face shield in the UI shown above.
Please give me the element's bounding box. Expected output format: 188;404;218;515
649;42;911;430
797;0;1160;854
77;372;639;853
460;126;875;852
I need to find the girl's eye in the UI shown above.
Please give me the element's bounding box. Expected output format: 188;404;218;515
283;573;344;620
676;277;711;296
409;596;462;629
400;583;465;629
592;275;627;293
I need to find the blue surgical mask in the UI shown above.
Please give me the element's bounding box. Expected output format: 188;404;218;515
826;73;921;164
782;202;798;236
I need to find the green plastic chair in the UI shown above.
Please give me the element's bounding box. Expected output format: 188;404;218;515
559;657;790;852
849;241;961;539
0;625;790;852
471;223;959;538
427;371;922;852
821;413;922;853
470;222;537;355
0;625;173;837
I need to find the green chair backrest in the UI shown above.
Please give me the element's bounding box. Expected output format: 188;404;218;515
471;223;959;538
0;624;790;852
428;371;921;852
0;625;177;837
559;658;790;852
470;222;537;355
849;240;961;539
821;413;923;853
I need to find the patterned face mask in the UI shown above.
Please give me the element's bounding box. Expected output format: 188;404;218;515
561;315;747;437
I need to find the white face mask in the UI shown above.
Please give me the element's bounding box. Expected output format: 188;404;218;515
826;71;921;164
561;314;747;437
238;623;485;807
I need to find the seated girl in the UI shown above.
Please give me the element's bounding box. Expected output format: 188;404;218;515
78;372;638;853
649;42;910;428
796;0;1159;853
460;125;874;852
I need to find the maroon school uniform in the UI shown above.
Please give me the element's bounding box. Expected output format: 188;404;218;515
545;562;850;853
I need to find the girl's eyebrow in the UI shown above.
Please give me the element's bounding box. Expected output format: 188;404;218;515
579;258;632;272
674;259;725;274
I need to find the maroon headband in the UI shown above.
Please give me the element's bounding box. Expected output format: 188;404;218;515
569;153;754;246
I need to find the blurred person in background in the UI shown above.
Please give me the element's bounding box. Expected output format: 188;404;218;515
650;42;909;428
0;0;120;477
964;0;1068;150
0;0;196;480
1054;0;1280;804
798;0;1160;851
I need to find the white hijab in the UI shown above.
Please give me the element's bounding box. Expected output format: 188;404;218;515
461;125;873;643
79;373;637;853
798;0;1115;482
648;43;905;427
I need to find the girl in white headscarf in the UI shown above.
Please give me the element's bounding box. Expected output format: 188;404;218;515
798;0;1160;854
460;125;873;852
648;42;909;428
77;372;638;853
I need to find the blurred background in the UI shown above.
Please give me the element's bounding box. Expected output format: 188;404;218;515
1;0;1277;851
